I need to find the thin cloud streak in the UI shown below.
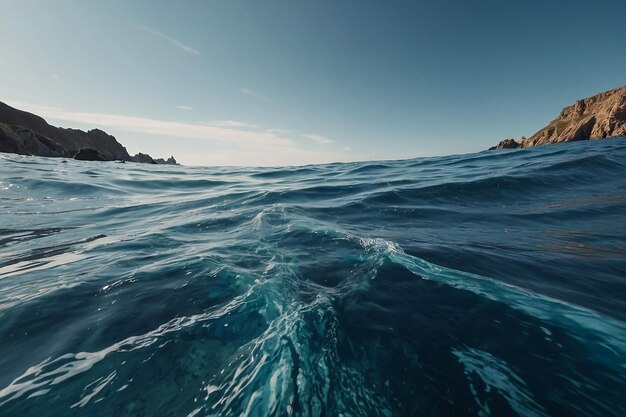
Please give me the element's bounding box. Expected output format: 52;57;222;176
140;26;201;56
304;134;334;144
240;88;273;104
8;101;291;147
176;105;193;110
208;120;254;128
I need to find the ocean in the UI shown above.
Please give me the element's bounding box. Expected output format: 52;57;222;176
1;139;625;417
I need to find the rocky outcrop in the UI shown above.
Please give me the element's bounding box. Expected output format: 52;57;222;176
0;101;131;160
0;101;178;164
128;153;178;165
1;123;30;155
15;126;72;157
154;156;178;165
491;85;626;150
0;123;72;157
74;148;108;161
491;138;522;150
130;153;157;164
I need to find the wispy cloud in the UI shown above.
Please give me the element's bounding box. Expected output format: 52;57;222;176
268;128;292;134
176;105;193;110
140;26;200;56
239;88;273;104
7;101;290;147
208;120;254;128
304;134;334;144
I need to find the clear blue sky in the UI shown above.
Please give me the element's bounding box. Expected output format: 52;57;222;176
1;0;625;166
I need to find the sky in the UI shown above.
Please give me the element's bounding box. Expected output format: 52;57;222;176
1;0;625;166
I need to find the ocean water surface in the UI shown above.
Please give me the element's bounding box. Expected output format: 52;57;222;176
1;139;626;416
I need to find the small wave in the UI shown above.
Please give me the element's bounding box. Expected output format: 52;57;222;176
453;348;548;417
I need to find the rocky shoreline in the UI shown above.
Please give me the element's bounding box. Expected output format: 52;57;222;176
0;101;177;164
491;85;626;150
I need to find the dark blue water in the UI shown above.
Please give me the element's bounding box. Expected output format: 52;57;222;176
1;139;626;417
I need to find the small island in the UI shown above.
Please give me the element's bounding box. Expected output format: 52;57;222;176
0;101;177;164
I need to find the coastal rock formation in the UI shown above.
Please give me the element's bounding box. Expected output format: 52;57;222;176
74;148;108;161
1;122;75;157
492;138;522;150
130;152;157;164
0;101;131;160
0;123;29;155
0;101;178;164
128;153;179;165
491;85;626;150
154;156;178;165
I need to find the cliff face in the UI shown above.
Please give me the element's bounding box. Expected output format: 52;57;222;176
491;85;626;150
0;122;78;157
0;101;178;164
0;101;132;160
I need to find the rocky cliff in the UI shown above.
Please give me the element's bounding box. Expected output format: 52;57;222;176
491;85;626;150
0;101;178;164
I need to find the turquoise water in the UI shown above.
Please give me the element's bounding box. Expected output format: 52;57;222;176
1;139;626;416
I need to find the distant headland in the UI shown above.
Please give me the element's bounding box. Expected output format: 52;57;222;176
491;85;626;150
0;101;177;164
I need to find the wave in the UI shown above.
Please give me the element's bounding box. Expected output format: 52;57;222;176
1;138;626;416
